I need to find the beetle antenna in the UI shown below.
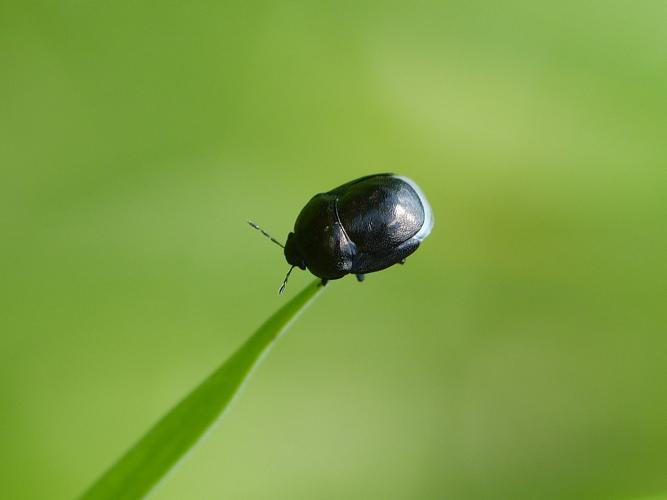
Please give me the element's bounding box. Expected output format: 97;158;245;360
278;266;295;295
247;220;285;249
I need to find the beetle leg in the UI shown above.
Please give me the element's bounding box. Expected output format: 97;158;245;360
320;279;329;287
356;274;365;282
399;259;406;265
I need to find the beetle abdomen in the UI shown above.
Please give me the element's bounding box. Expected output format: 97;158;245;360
336;176;426;253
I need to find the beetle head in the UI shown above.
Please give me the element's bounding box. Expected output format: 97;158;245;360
284;232;307;270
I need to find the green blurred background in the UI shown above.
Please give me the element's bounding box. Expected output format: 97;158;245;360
2;1;666;499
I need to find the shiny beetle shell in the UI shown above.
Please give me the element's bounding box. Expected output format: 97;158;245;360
284;173;434;280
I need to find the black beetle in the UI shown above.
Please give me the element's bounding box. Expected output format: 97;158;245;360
249;173;434;293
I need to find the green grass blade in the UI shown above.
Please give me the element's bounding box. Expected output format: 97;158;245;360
80;279;325;500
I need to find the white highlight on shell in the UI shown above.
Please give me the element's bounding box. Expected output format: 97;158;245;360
396;175;434;242
395;204;406;217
